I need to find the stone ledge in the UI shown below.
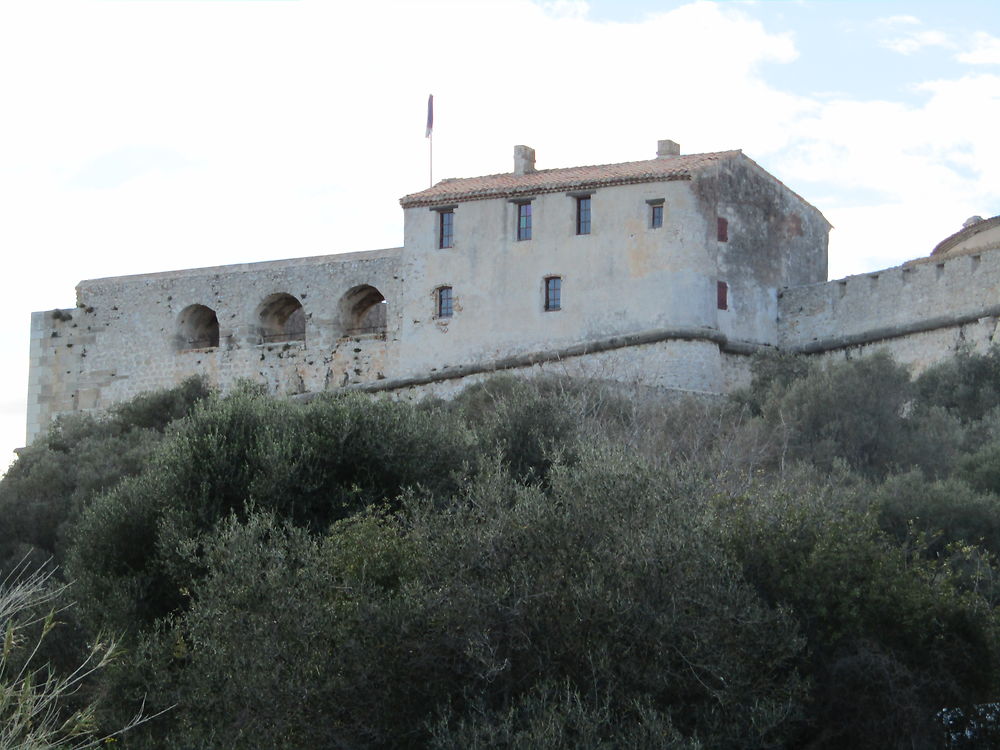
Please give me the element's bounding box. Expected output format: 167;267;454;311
789;304;1000;354
293;326;767;400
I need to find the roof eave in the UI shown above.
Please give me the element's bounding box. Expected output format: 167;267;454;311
400;171;697;209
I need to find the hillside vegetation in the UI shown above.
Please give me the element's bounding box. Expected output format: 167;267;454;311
5;350;1000;748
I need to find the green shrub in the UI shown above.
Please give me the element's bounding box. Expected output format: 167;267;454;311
139;453;805;749
0;560;154;748
0;377;209;574
761;352;915;476
718;473;1000;748
449;375;633;483
875;470;1000;558
428;680;698;749
67;386;475;635
734;349;815;416
915;346;1000;424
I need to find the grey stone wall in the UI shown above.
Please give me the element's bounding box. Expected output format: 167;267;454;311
778;248;1000;370
27;249;404;443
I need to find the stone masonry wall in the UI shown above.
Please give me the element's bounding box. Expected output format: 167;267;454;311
33;237;1000;447
779;247;1000;371
352;337;731;403
27;249;404;443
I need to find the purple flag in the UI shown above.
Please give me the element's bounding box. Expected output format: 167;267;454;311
425;94;433;138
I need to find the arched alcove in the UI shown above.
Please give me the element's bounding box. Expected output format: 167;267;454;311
176;304;220;350
256;293;305;343
340;284;387;336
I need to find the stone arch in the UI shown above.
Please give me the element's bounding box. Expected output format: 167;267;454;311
340;284;387;336
176;304;220;350
256;292;305;343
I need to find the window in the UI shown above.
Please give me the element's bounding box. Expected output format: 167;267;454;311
717;217;729;242
177;304;220;351
436;286;453;318
576;196;591;235
439;210;454;249
256;293;305;343
544;276;561;311
650;204;663;228
646;198;664;229
340;285;387;337
517;202;532;241
717;281;729;311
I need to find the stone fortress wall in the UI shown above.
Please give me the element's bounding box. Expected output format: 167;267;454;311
25;140;1000;445
30;240;1000;445
27;249;403;442
779;222;1000;369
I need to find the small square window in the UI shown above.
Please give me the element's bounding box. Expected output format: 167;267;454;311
437;286;453;318
544;276;561;311
717;217;729;242
650;204;663;228
517;202;532;241
717;281;729;311
576;196;591;235
439;210;454;249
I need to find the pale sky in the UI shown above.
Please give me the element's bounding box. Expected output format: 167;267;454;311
2;0;999;469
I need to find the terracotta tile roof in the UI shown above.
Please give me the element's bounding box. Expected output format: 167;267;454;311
400;150;742;207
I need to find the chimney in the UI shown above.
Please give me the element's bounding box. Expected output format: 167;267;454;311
657;139;681;158
514;145;536;175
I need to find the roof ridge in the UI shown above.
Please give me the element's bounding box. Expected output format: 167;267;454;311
400;149;741;208
525;149;740;174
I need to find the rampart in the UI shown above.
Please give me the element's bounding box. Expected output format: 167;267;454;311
778;247;1000;369
28;248;403;442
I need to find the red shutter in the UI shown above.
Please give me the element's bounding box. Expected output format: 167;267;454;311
717;217;728;242
717;281;728;310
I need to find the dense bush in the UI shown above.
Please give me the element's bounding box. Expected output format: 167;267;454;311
0;560;153;748
915;346;1000;424
68;385;476;634
2;353;1000;747
719;472;1000;748
0;376;210;575
875;471;1000;558
121;455;805;749
747;351;965;478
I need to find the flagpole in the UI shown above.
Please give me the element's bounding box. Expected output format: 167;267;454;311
426;94;434;187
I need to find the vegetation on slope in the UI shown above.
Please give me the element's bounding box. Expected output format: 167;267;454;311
5;350;1000;747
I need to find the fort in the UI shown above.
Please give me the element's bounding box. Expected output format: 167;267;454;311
25;140;1000;443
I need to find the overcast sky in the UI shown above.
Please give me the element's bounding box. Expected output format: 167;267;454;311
2;0;999;469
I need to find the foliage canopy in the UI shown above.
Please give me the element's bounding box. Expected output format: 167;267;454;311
5;351;1000;747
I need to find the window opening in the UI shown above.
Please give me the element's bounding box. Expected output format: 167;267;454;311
517;202;532;241
256;293;305;343
717;281;729;311
177;304;220;350
576;196;591;235
717;217;729;242
341;285;387;336
651;204;663;228
436;286;453;318
545;276;562;311
439;210;454;249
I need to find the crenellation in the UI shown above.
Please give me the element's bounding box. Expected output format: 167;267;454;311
779;242;1000;368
